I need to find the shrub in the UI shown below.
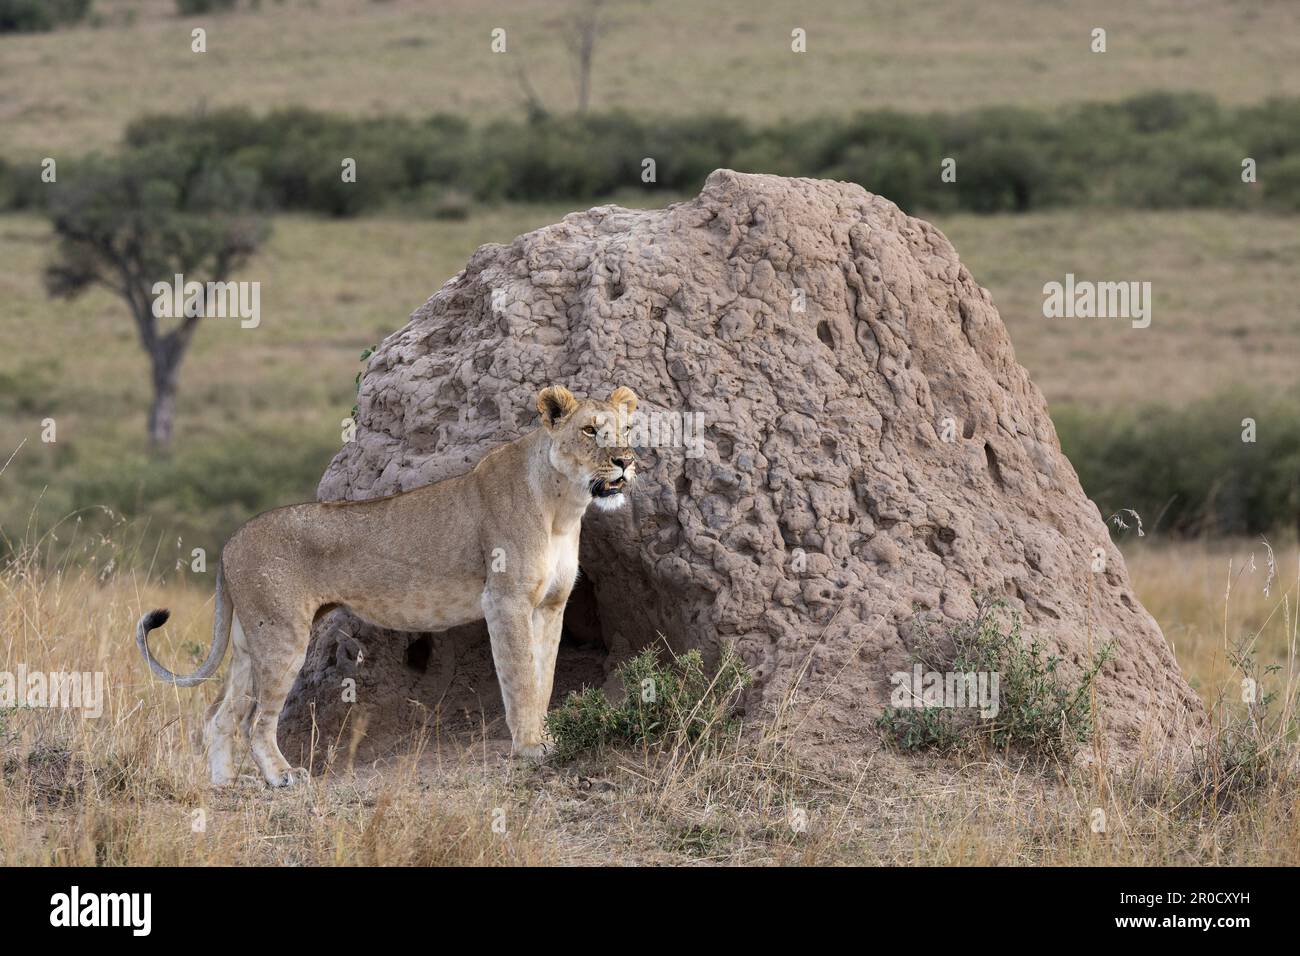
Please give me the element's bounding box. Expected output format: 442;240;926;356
0;0;91;33
1114;135;1246;209
1120;90;1220;134
546;643;752;762
1262;154;1300;212
877;597;1114;757
175;0;238;14
1235;97;1300;162
52;94;1300;216
1208;641;1289;798
825;141;936;212
1055;390;1300;536
954;140;1052;212
0;158;12;211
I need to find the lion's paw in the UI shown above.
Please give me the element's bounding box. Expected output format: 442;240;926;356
513;741;555;764
268;767;311;788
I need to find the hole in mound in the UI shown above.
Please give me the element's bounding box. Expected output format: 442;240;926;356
816;319;835;348
561;571;606;650
552;569;610;704
405;633;432;672
984;441;1003;487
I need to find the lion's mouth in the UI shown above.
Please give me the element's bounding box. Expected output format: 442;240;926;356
591;476;627;498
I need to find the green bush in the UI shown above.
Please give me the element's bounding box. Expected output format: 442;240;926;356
1120;90;1220;134
175;0;238;14
124;108;475;214
0;0;90;33
3;160;48;211
0;158;12;211
546;643;752;762
1055;390;1300;536
826;141;936;212
1200;635;1300;802
1236;97;1300;162
1262;154;1300;212
1115;136;1246;209
877;597;1113;757
32;94;1300;216
954;140;1048;212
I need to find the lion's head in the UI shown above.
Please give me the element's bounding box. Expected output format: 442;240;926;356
537;385;638;511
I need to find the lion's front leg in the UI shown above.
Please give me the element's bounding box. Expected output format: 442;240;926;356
482;593;547;760
533;601;566;728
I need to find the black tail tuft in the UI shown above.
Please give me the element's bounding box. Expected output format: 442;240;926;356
141;608;170;631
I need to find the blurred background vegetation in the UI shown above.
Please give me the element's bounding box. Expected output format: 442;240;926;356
1;0;1299;562
4;93;1300;216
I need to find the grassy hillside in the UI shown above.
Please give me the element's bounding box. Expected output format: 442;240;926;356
4;0;1300;154
939;210;1300;408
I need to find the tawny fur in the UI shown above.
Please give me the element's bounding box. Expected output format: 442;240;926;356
137;385;638;787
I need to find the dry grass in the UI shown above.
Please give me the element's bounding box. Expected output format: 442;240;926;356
4;0;1300;155
2;525;1298;865
1127;535;1293;702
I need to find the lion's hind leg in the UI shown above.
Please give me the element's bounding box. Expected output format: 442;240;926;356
204;613;255;786
240;608;312;788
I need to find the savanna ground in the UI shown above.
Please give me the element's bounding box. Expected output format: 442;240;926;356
3;0;1300;864
1;528;1298;865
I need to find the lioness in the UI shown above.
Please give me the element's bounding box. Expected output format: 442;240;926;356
136;385;638;786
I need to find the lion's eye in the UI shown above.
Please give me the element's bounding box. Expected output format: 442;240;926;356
582;426;597;437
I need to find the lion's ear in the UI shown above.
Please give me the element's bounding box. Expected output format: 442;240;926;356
609;385;638;416
537;385;579;429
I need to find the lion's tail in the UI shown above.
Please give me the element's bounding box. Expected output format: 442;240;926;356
136;561;233;686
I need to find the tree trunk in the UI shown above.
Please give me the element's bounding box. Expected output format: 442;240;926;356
147;352;180;450
136;294;199;451
576;42;592;114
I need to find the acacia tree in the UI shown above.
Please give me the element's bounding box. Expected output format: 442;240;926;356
44;143;268;448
